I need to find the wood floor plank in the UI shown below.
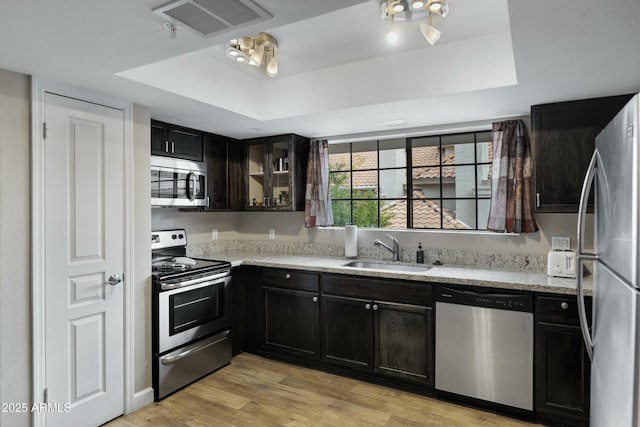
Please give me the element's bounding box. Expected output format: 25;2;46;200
106;353;543;427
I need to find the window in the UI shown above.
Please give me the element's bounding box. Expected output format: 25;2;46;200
328;131;493;230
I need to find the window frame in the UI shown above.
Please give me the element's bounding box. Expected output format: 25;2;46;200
328;130;493;231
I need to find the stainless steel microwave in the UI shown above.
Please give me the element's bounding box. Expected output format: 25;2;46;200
151;156;208;207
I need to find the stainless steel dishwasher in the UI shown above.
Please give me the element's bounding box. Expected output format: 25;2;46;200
435;285;534;411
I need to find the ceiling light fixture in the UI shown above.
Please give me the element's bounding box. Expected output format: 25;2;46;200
419;13;441;46
225;32;278;77
381;0;449;46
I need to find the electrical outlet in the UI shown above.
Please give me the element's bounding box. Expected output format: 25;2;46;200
269;229;276;240
211;229;218;240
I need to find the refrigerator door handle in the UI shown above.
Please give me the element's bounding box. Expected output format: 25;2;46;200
576;149;598;362
576;150;598;258
576;256;593;361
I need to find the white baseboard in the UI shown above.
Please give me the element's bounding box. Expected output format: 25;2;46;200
128;387;154;414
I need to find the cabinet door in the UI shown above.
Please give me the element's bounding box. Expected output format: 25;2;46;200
227;141;245;211
532;94;633;212
204;133;229;210
150;120;168;156
168;124;203;161
269;136;294;210
535;322;590;426
263;287;319;358
321;295;373;371
246;140;266;208
373;301;433;386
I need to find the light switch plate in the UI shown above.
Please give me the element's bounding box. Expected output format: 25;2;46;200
551;236;571;251
269;229;276;240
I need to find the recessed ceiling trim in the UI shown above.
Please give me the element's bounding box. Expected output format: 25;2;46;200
153;0;272;39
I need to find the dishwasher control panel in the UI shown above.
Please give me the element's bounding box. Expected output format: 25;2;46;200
436;285;534;312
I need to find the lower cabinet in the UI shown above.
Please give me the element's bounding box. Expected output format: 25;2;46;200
535;294;592;427
261;269;320;359
321;274;434;386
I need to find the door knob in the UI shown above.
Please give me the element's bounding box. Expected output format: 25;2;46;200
106;274;123;286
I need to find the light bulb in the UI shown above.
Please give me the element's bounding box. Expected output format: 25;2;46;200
428;0;442;12
391;1;405;12
266;57;278;77
386;29;399;44
419;22;441;45
236;56;246;62
411;0;425;8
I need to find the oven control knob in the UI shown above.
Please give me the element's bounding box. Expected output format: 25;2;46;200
179;234;184;239
171;234;177;239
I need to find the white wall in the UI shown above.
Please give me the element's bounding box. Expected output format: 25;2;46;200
0;68;31;427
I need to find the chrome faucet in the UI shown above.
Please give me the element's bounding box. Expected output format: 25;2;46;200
373;234;400;261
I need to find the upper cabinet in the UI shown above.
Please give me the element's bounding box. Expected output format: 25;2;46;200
244;134;310;211
532;94;633;212
203;132;244;211
151;119;203;162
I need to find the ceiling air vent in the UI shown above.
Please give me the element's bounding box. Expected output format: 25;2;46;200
153;0;272;39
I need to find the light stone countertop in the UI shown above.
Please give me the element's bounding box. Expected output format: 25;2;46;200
196;250;592;296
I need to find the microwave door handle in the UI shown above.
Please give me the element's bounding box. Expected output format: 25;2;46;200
186;172;196;201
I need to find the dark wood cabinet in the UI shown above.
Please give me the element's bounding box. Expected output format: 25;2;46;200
532;94;633;212
260;269;320;358
535;294;592;426
374;301;432;384
321;294;373;371
203;133;244;210
151;119;203;162
321;275;434;386
244;134;310;211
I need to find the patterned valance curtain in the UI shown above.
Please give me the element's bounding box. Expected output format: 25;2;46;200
304;139;334;227
487;120;538;233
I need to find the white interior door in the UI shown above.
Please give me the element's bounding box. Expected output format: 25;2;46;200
44;93;125;427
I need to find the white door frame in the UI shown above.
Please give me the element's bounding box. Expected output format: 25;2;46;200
31;79;138;426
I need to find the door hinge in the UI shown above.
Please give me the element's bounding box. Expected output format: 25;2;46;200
43;387;48;404
42;122;47;140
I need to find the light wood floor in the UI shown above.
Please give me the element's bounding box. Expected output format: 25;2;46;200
106;353;543;427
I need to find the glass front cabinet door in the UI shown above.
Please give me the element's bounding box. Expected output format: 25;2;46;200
245;135;309;211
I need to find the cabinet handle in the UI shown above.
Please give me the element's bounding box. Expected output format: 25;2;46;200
285;273;291;279
536;192;541;208
372;304;378;311
263;197;267;208
171;141;175;154
365;303;371;310
164;141;170;153
561;302;569;310
312;296;318;303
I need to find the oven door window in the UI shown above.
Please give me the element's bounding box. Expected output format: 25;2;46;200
169;284;224;335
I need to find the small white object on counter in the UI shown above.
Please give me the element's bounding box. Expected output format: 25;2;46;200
344;225;358;259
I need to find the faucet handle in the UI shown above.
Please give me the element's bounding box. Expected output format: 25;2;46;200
384;233;399;243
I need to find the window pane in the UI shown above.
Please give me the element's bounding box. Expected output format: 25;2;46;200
447;199;474;229
380;139;406;168
412;198;442;229
352;171;378;199
443;135;474;166
412;167;441;198
329;172;351;199
353;200;379;228
331;200;351;226
380;168;406;199
329;143;350;172
477;138;493;165
411;137;440;167
476;165;492;197
352;141;377;170
478;199;491;230
452;165;475;198
382;199;406;229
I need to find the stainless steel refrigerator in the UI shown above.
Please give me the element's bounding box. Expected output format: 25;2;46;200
577;93;640;426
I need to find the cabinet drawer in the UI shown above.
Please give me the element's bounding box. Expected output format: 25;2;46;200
322;274;432;306
263;269;319;292
536;295;592;326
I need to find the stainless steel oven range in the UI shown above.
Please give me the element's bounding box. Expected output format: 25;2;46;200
151;229;232;401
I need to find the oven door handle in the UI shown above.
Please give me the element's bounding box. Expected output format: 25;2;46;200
159;331;230;365
159;271;230;291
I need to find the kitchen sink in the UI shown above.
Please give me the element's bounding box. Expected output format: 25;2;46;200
342;261;431;273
